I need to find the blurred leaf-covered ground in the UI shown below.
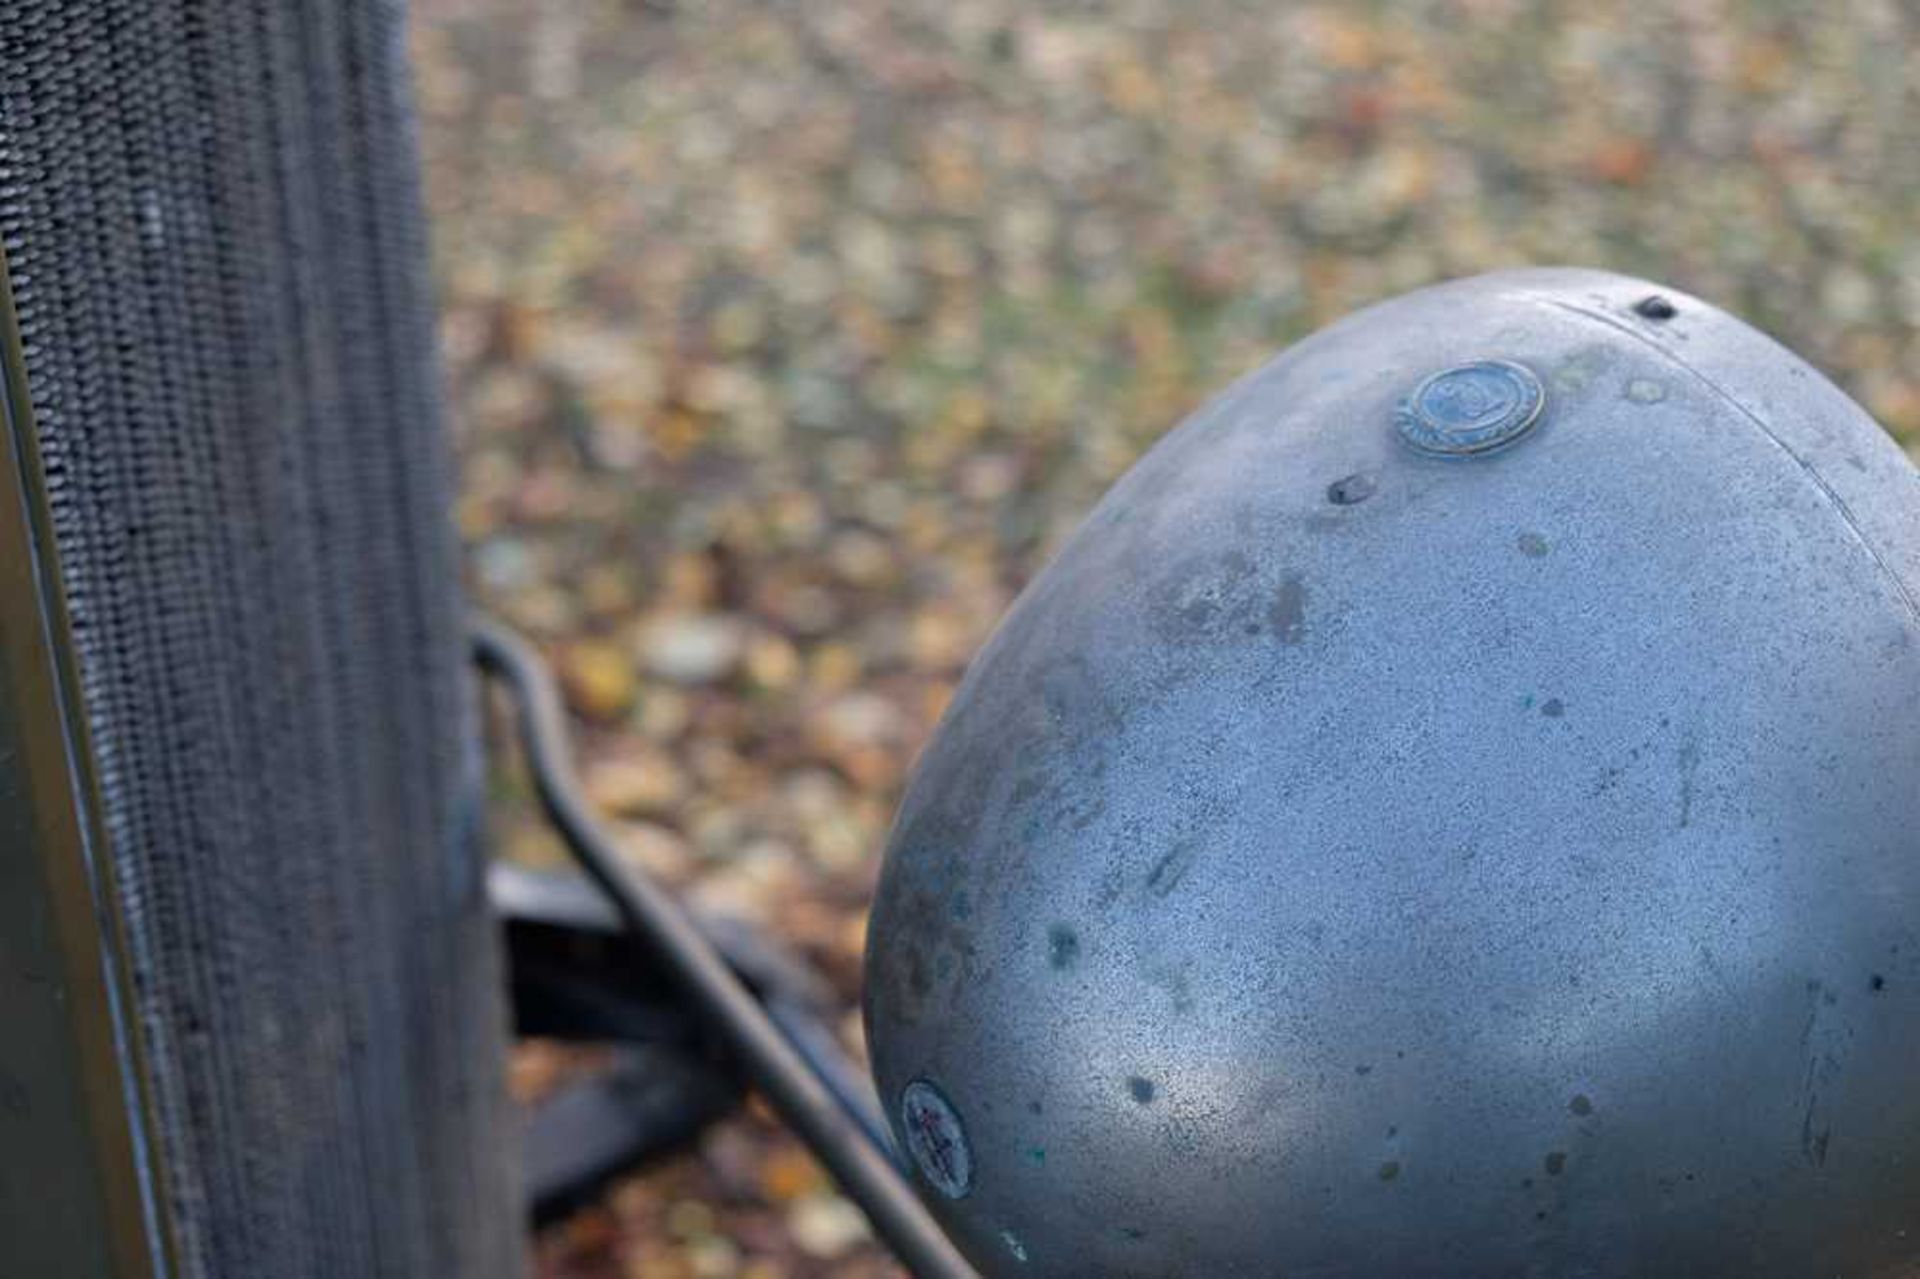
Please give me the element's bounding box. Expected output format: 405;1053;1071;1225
409;2;1918;1274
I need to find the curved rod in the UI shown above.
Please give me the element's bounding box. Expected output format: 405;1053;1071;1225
473;618;974;1279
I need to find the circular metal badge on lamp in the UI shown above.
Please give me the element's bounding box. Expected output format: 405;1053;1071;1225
1396;358;1546;456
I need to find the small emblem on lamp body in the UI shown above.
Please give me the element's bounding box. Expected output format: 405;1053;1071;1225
1396;359;1546;456
900;1078;973;1199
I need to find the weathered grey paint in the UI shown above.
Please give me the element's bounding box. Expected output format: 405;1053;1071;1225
866;269;1920;1277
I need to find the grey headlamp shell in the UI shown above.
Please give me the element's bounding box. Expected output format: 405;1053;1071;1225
864;268;1920;1277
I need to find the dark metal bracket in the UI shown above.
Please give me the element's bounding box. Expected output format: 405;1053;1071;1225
492;860;889;1221
475;621;971;1276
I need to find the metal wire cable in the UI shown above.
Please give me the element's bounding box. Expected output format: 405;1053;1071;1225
472;618;974;1279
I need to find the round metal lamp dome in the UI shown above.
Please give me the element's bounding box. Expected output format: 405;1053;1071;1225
864;269;1920;1277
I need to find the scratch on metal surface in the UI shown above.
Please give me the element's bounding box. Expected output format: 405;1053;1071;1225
1677;737;1700;829
1540;295;1920;628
